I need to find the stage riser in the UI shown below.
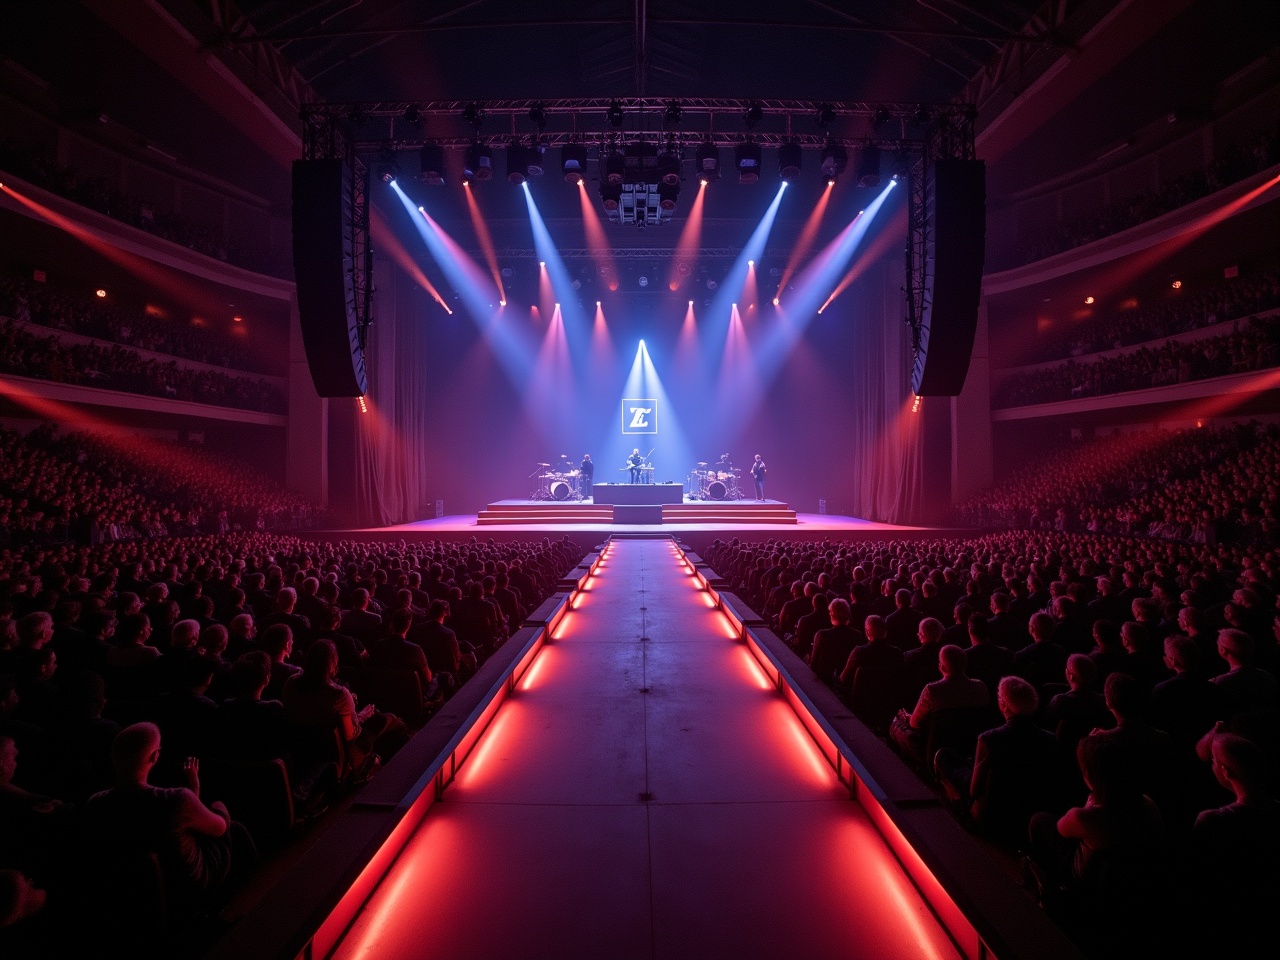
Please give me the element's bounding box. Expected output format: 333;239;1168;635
475;500;798;525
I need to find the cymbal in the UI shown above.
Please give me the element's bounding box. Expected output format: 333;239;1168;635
696;461;707;466
537;462;550;466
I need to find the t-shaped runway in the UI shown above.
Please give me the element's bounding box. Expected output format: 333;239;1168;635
331;538;961;960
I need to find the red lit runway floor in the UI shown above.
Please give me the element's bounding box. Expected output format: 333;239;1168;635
331;539;961;960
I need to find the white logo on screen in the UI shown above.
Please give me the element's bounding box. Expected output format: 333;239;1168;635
628;407;652;429
621;398;657;434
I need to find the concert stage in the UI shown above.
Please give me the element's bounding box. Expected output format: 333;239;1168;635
478;497;797;525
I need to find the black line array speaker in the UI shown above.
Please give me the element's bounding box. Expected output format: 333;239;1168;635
911;158;985;397
292;159;367;397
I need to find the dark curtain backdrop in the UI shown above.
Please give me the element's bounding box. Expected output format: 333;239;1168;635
353;258;434;526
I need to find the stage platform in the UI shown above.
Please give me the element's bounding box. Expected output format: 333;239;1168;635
476;497;799;525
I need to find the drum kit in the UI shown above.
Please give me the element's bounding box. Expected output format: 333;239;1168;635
688;460;743;500
530;457;584;501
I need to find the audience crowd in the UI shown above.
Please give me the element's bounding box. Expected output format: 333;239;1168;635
1007;266;1280;367
0;275;276;375
706;528;1279;955
0;530;585;954
993;125;1279;270
0;425;323;549
993;312;1280;408
0;320;284;414
957;422;1280;547
0;140;280;274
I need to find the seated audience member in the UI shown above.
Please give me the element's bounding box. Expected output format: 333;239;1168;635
1086;618;1128;683
777;581;808;638
901;617;945;706
963;613;1014;698
936;677;1066;842
369;609;440;706
339;589;382;647
85;723;255;908
410;600;468;691
210;652;287;762
1149;634;1223;757
987;592;1029;650
1194;733;1280;908
1013;612;1068;693
807;598;862;687
282;640;405;781
890;645;990;762
1028;734;1165;900
1046;654;1113;755
260;624;299;702
1091;672;1174;804
449;582;499;656
840;615;905;732
1119;619;1170;694
886;588;923;650
1211;628;1278;736
792;591;829;661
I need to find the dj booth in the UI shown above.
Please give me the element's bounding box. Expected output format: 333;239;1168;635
590;483;684;505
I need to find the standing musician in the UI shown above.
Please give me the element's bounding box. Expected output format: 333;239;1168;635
580;454;594;499
751;454;767;501
627;448;644;483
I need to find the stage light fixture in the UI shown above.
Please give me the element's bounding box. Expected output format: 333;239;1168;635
95;288;107;298
639;275;649;288
871;106;891;130
419;143;445;185
600;181;622;211
658;181;680;211
561;143;588;183
506;143;530;183
607;101;625;128
853;145;881;187
658;145;681;186
376;147;401;184
664;101;682;126
911;104;931;126
777;142;802;183
1171;279;1182;289
1084;296;1095;304
528;103;547;130
604;148;626;185
463;102;484;131
817;143;847;184
696;141;720;183
743;102;763;130
402;105;420;126
526;142;546;177
735;142;762;184
463;142;493;182
815;103;835;129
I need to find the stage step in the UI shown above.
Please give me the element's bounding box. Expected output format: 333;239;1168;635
474;499;798;525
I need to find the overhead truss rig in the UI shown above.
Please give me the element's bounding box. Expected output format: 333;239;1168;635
298;98;977;376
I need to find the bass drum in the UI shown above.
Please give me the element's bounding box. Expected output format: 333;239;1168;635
707;480;727;501
550;480;572;501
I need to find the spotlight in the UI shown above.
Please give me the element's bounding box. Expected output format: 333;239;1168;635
600;181;622;211
664;101;682;126
658;146;681;186
463;142;493;182
853;145;881;187
607;101;625;128
402;105;420;126
233;315;243;322
871;106;891;130
735;142;762;184
777;141;802;183
561;143;588;183
706;278;718;290
463;102;484;131
1084;296;1095;305
1171;279;1182;289
743;102;763;130
696;141;720;183
528;103;547;131
604;147;626;185
658;181;680;211
815;103;835;129
95;288;107;298
376;147;400;184
418;143;445;185
639;276;649;288
772;297;779;306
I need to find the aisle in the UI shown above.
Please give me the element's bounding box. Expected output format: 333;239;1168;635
332;539;961;960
